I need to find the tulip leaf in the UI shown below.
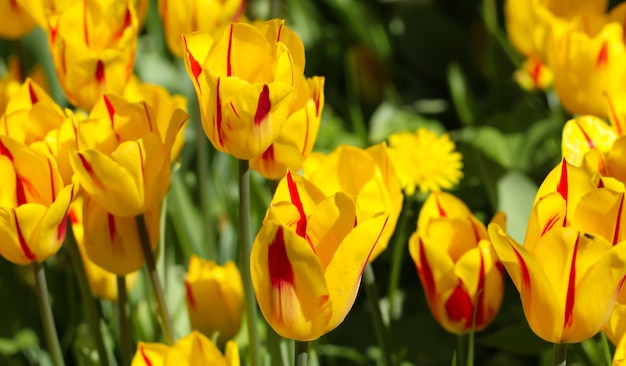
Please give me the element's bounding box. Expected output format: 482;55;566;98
476;324;551;355
496;171;537;243
0;329;38;356
469;126;524;170
368;101;445;144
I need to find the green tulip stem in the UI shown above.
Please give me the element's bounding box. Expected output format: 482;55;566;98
295;340;309;366
457;333;469;366
33;262;66;366
553;343;568;366
136;214;175;345
116;275;132;366
238;159;261;366
363;263;394;366
64;221;110;366
601;332;613;366
387;205;410;323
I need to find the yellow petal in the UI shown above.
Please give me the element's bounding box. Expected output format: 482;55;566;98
165;331;229;366
417;192;473;238
572;189;625;245
562;115;616;168
131;342;167;366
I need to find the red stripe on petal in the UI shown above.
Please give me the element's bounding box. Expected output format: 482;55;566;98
511;245;531;291
557;159;568;201
564;234;578;329
57;216;67;242
613;194;624;246
140;346;153;366
530;59;542;89
607;94;624;135
359;216;389;275
575;120;595;149
227;25;234;77
286;172;307;238
261;144;274;162
445;282;473;327
28;82;38;104
541;214;561;237
107;214;116;241
597;41;608;67
417;237;437;305
95;60;105;86
142;102;154;132
268;225;294;290
78;153;105;189
434;194;447;217
254;85;271;126
15;214;36;262
183;36;203;91
475;252;486;327
215;78;225;147
185;281;196;310
301;109;310;155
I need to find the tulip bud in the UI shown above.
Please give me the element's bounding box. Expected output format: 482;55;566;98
0;0;36;39
184;255;243;345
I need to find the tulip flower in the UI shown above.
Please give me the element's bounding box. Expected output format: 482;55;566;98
250;75;324;179
69;94;188;217
605;302;626;345
185;255;243;345
387;128;463;195
546;12;626;117
489;224;626;343
561;115;616;178
513;55;553;91
158;0;246;58
251;171;389;341
410;192;505;334
0;135;77;264
132;331;239;366
46;0;139;110
69;197;138;300
0;0;36;39
301;143;403;261
0;78;65;146
183;19;304;160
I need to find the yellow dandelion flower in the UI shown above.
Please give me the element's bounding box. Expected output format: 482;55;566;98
388;128;463;195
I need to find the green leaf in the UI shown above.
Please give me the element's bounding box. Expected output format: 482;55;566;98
0;329;38;356
368;101;445;144
476;324;550;355
496;171;537;243
470;126;524;170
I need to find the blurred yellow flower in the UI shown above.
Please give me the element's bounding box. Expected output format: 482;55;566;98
185;255;243;345
513;55;554;91
387;128;463;196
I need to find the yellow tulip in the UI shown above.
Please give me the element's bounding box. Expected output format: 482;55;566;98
605;302;626;345
489;224;626;343
410;192;505;334
132;331;239;366
0;0;36;39
123;75;188;162
547;13;626;117
0;135;77;264
561;115;616;178
0;78;65;145
183;19;303;159
69;197;138;300
184;255;243;345
80;194;160;275
250;75;324;179
513;55;554;91
69;94;188;217
158;0;245;58
46;0;139;110
251;171;389;341
301;142;403;261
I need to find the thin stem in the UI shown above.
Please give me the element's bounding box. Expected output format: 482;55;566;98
457;334;469;366
295;341;309;366
136;214;175;345
64;221;110;366
238;159;261;366
387;205;410;323
363;264;394;366
553;343;568;366
33;262;66;366
117;276;132;366
197;112;217;260
600;332;613;366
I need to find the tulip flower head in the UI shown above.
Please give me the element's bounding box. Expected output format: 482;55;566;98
47;0;139;110
250;75;325;179
0;0;36;38
302;143;403;261
159;0;246;58
387;128;463;196
132;331;239;366
0;135;77;264
185;255;243;345
410;192;505;334
251;171;389;341
183;19;303;160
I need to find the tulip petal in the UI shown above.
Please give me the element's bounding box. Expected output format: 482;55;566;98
488;223;563;342
524;193;566;251
562;115;615;167
606;136;626;183
324;213;388;332
131;342;167;366
567;238;626;343
71;148;141;217
30;183;76;260
166;331;229;366
225;341;240;366
417;192;473;237
251;221;331;341
572;189;625;245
